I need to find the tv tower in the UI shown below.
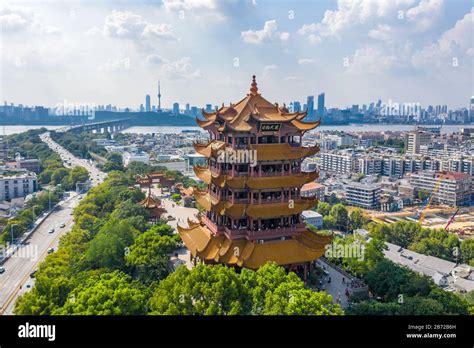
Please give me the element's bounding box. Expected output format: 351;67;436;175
157;81;161;111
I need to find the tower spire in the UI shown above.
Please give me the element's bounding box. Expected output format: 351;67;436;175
249;75;258;95
158;81;161;111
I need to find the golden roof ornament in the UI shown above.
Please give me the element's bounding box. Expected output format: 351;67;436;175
250;75;258;95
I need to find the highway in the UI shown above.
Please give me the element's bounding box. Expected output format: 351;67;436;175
39;132;107;186
0;133;106;315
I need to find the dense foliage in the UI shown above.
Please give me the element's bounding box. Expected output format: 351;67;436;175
149;262;343;315
315;202;369;232
326;228;470;315
1;130;89;246
15;172;343;316
49;131;108;159
370;221;473;265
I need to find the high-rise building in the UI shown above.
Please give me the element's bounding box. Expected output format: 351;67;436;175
205;104;213;112
290;101;301;113
145;95;151;112
185;103;190;115
470;96;474;122
317;93;325;117
180;75;328;275
405;131;431;154
140;104;145;113
157;81;162;111
306;96;314;121
172;103;180;115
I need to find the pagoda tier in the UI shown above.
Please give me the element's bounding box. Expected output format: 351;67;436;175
177;220;330;269
193;142;320;160
178;75;328;269
139;189;167;222
193;165;319;189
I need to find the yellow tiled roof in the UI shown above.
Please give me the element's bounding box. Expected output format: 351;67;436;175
194;190;317;219
177;222;330;269
195;76;320;133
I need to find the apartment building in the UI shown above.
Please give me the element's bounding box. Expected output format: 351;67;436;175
405;131;431;154
345;182;382;210
0;173;38;201
358;157;383;176
409;171;471;206
321;151;355;174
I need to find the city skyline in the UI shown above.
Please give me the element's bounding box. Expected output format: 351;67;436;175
1;0;473;109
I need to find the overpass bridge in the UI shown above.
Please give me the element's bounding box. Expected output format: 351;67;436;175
58;118;132;134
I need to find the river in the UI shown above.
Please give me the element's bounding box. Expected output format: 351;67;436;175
2;124;471;135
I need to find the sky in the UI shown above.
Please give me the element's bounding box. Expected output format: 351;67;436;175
1;0;473;110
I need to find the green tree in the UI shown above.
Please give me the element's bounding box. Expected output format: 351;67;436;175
125;228;176;283
56;271;147;315
316;201;331;216
171;193;182;202
349;209;368;231
84;219;138;270
329;204;349;231
460;239;474;265
149;264;248;315
417;189;430;202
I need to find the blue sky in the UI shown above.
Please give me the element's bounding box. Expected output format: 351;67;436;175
1;0;473;110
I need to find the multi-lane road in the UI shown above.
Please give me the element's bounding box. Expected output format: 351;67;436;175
0;132;106;315
39;132;107;186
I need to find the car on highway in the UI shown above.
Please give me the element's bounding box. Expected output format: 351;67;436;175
48;228;55;234
47;248;55;254
0;266;5;274
30;270;37;278
60;223;66;228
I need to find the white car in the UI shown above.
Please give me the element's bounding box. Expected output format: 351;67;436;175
48;228;55;234
0;266;5;274
60;223;66;228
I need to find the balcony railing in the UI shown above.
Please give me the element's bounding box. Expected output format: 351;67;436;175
221;224;306;240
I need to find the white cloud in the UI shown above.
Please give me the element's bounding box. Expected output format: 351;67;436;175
298;0;443;43
298;58;316;65
262;64;277;79
99;55;131;72
406;0;444;31
368;24;392;40
85;26;102;36
103;10;178;44
241;20;289;44
0;2;32;31
160;57;201;79
162;0;218;12
146;54;166;65
412;7;473;67
0;1;60;35
162;0;245;19
347;46;397;74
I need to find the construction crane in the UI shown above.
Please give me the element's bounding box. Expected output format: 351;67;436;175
444;208;460;230
417;175;443;226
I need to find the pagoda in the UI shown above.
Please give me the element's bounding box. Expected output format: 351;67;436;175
177;76;330;279
139;188;167;223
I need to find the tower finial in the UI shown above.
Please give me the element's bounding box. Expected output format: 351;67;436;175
250;75;258;95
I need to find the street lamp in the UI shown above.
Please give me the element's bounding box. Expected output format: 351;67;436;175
48;184;61;212
10;224;18;246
